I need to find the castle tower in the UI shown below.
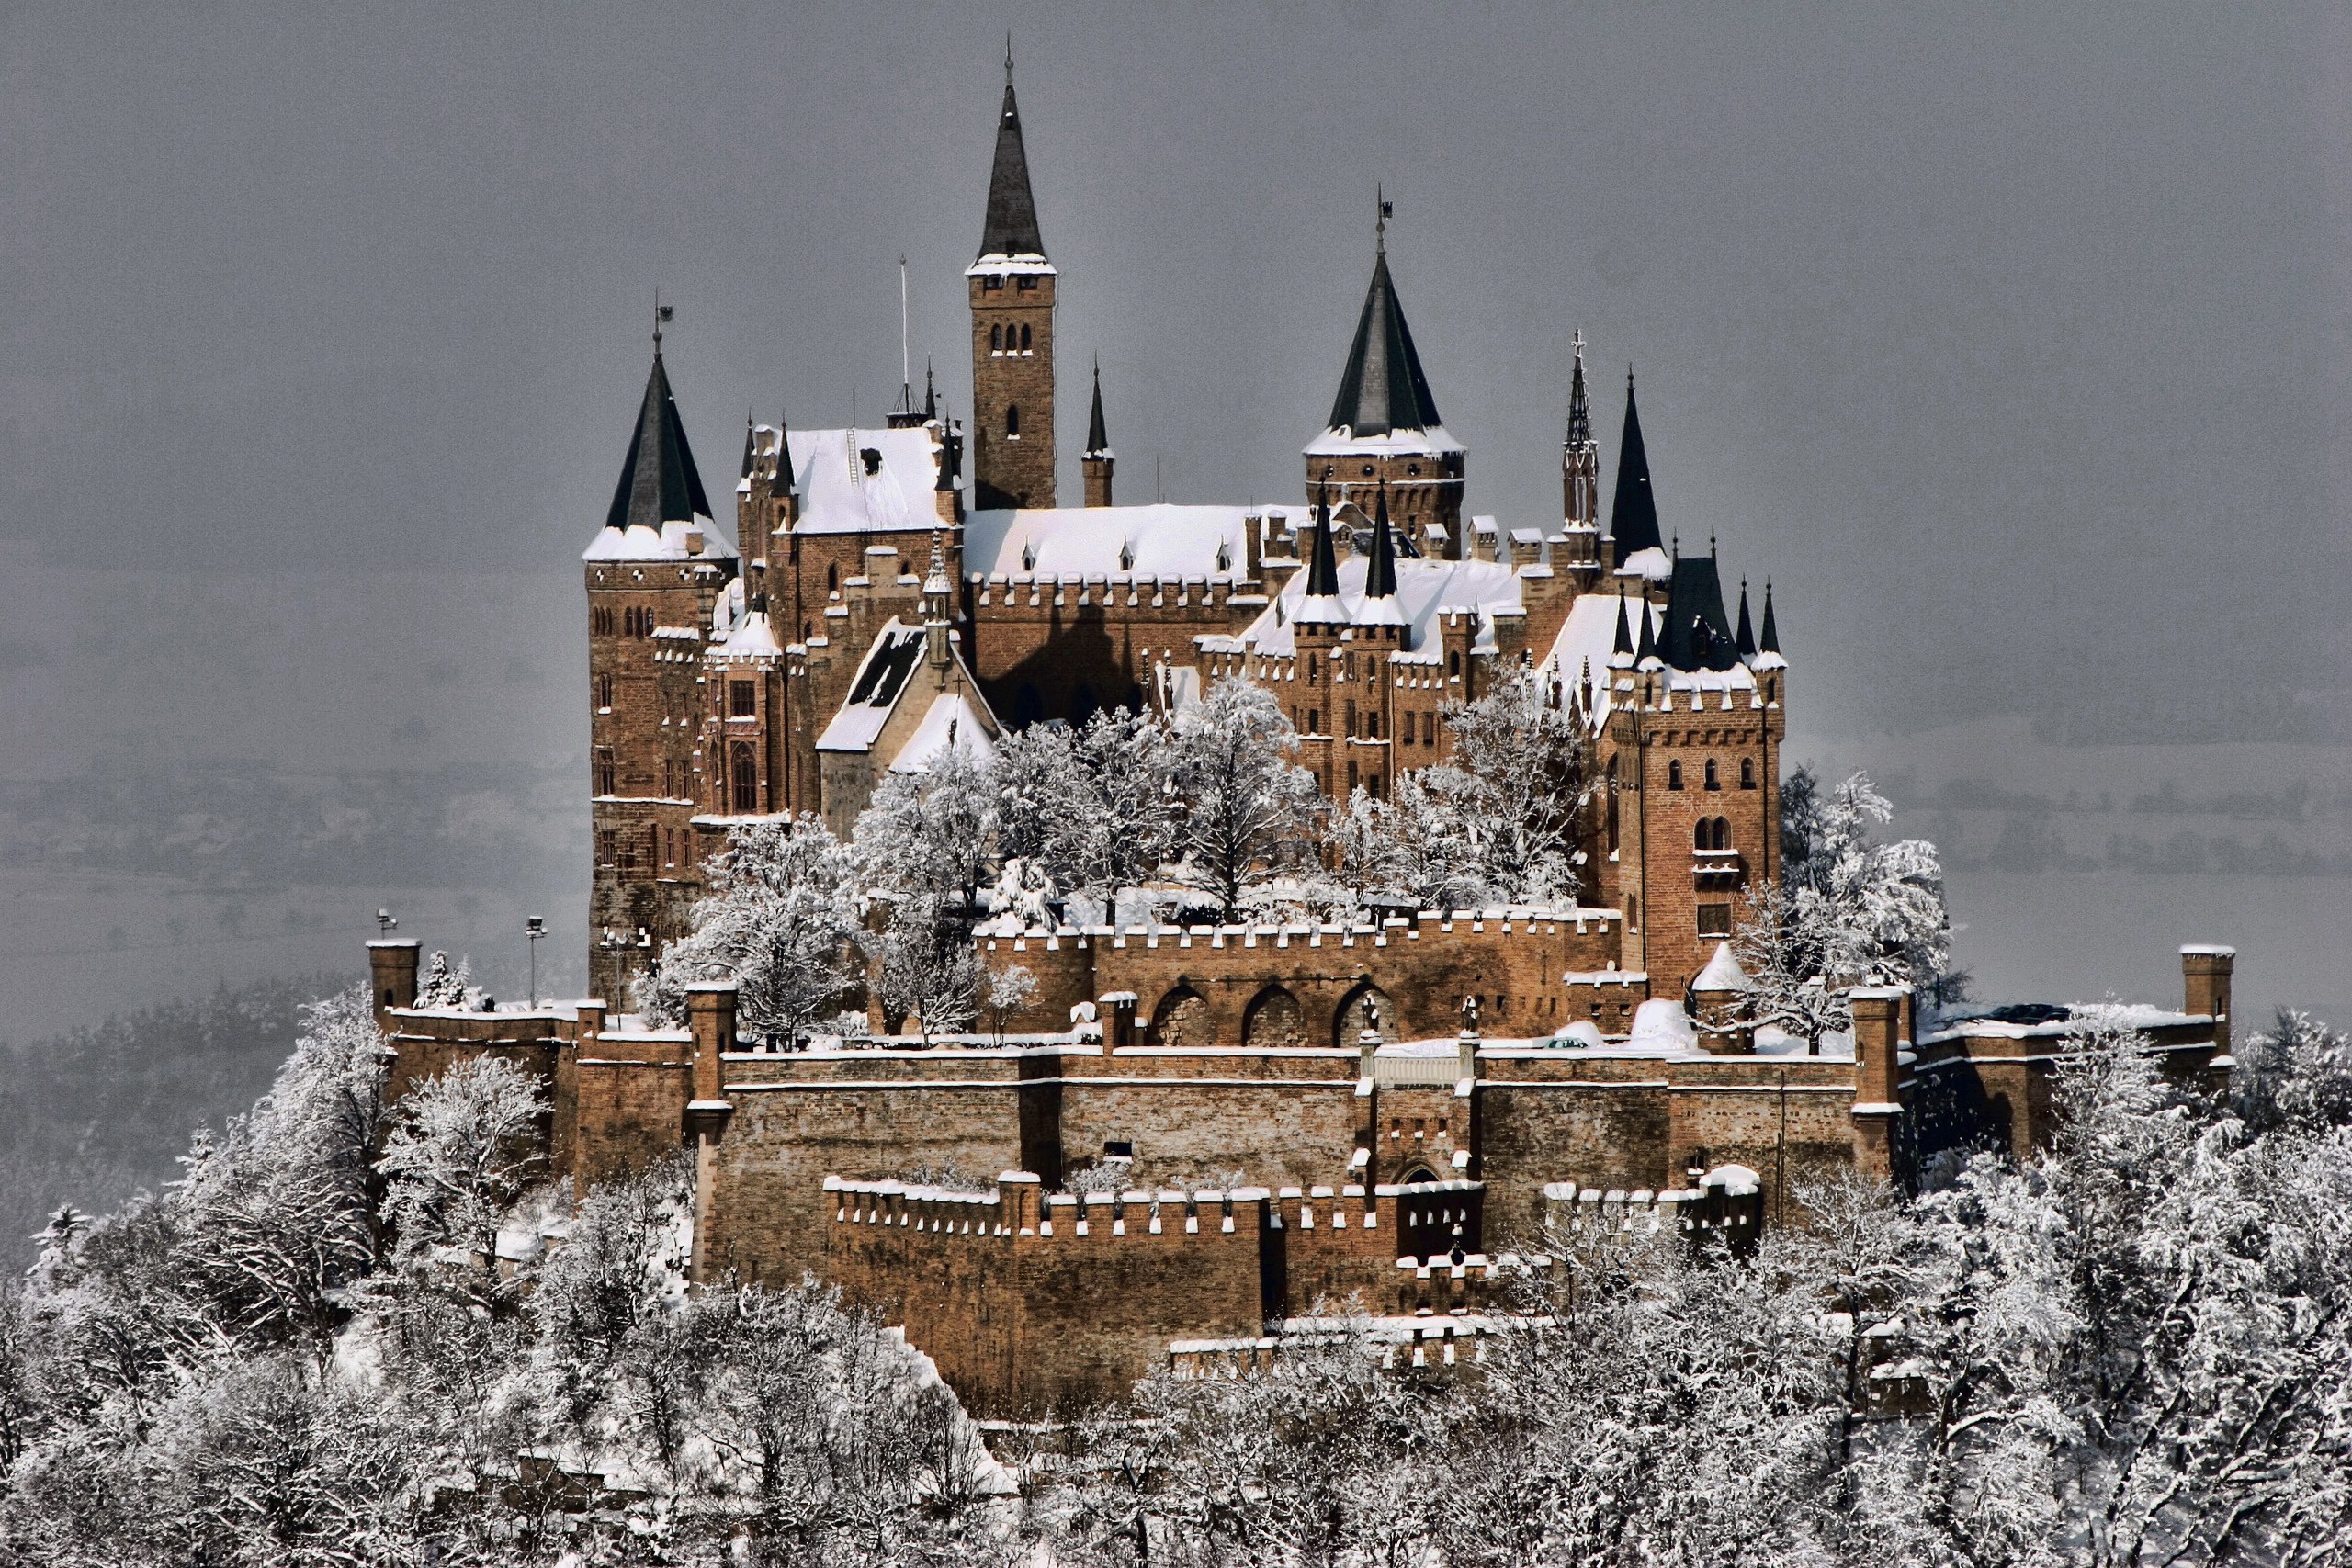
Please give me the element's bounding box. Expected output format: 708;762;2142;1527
967;49;1057;511
1081;358;1114;508
583;339;736;1005
1305;213;1465;557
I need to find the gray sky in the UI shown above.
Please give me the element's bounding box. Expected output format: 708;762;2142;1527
1;2;2346;1037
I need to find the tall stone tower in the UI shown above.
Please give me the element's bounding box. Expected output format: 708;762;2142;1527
968;51;1056;511
582;341;736;1005
1304;220;1465;557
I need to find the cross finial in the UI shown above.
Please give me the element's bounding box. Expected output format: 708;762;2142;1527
1375;184;1392;253
652;288;673;349
1005;31;1014;85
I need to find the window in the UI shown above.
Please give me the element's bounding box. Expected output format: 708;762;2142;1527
1348;761;1360;792
1704;758;1721;790
1306;656;1318;685
1020;323;1033;350
1006;403;1021;437
826;563;838;592
1016;275;1037;292
595;673;613;712
595;749;616;795
1103;1140;1133;1157
729;680;756;718
982;275;1003;291
1372;773;1385;800
1741;757;1757;790
1448;650;1461;677
1344;700;1357;736
1367;709;1380;739
1625;894;1638;931
730;741;757;813
1309;708;1322;734
598;829;617;866
989;324;1002;351
593;606;613;636
1695;818;1732;852
1668;760;1684;790
1402;711;1414;745
1697;903;1733;937
647;826;660;869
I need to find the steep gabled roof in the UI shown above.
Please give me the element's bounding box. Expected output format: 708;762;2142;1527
978;69;1046;261
1609;369;1662;560
1323;250;1443;441
603;352;714;534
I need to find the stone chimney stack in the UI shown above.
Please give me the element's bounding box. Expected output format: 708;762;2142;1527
2181;945;2235;1055
1849;985;1908;1179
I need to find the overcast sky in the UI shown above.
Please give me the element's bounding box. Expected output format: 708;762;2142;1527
0;2;2346;1035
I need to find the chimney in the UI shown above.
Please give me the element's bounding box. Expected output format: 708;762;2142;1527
2181;945;2235;1055
368;940;420;1030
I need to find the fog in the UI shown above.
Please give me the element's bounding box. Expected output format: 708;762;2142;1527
1;1;2345;1043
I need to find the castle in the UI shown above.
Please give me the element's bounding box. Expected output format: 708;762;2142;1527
371;62;2236;1417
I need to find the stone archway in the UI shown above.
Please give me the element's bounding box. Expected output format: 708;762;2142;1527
1150;985;1211;1050
1242;985;1305;1050
1332;980;1396;1051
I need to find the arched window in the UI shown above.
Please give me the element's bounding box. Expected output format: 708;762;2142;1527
989;324;1002;351
1006;403;1021;437
594;673;613;711
1704;758;1721;790
730;741;758;814
826;563;839;592
595;749;615;795
1020;322;1033;350
1741;757;1757;790
1448;650;1461;677
1668;760;1684;791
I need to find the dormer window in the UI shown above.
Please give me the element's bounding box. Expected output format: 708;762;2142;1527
860;447;883;476
981;276;1004;291
1016;275;1038;292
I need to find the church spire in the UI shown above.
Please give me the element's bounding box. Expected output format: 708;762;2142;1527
1296;474;1351;626
978;43;1046;261
1609;366;1664;566
1736;579;1757;660
1567;332;1591;448
1563;330;1599;530
1759;582;1781;655
1611;586;1634;665
1323;243;1442;440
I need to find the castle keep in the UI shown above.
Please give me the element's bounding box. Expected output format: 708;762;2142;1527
379;62;2237;1417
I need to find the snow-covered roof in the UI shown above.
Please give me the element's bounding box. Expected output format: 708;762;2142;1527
582;518;735;563
888;691;999;774
1219;553;1522;659
789;427;945;536
1302;423;1467;458
815;621;928;753
964;503;1299;582
1628;998;1697;1048
1537;590;1762;731
1617;547;1671;582
713;605;782;660
1692;942;1751;993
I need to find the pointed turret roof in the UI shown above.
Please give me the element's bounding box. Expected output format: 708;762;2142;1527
1085;359;1111;458
1659;550;1740;672
775;413;796;495
1322;248;1443;441
1364;483;1400;601
1611;587;1634;664
738;411;756;480
603;351;713;534
1634;592;1661;671
1609;368;1663;561
1754;582;1785;671
1735;579;1757;660
1296;482;1351;626
977;51;1046;262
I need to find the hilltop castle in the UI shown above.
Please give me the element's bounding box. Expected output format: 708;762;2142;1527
369;63;2236;1417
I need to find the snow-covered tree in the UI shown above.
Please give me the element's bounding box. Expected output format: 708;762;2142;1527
854;746;998;910
1167;679;1319;920
414;951;469;1008
639;815;859;1048
872;891;982;1043
984;964;1037;1043
1437;660;1599;905
374;1055;546;1287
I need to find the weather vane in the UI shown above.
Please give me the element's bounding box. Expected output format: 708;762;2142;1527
653;288;673;349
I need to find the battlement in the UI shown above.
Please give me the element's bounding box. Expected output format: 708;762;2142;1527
1541;1166;1764;1253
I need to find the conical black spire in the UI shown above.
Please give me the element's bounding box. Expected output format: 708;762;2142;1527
1305;485;1343;599
1326;250;1442;438
978;50;1046;260
1735;579;1757;659
739;411;756;479
1634;595;1658;666
1609;368;1662;558
1085;359;1110;457
775;412;796;496
1613;587;1634;657
1365;482;1399;599
923;360;938;421
1660;552;1739;671
1759;582;1781;654
604;351;713;532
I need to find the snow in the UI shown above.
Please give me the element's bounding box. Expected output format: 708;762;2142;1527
965;252;1057;276
1302;423;1467;457
1628;998;1697;1048
815;621;927;753
581;518;737;563
1547;1020;1606;1049
1616;546;1672;581
786;426;947;536
713;606;782;660
962;502;1291;583
1693;941;1752;993
888;691;1000;774
1227;551;1521;657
